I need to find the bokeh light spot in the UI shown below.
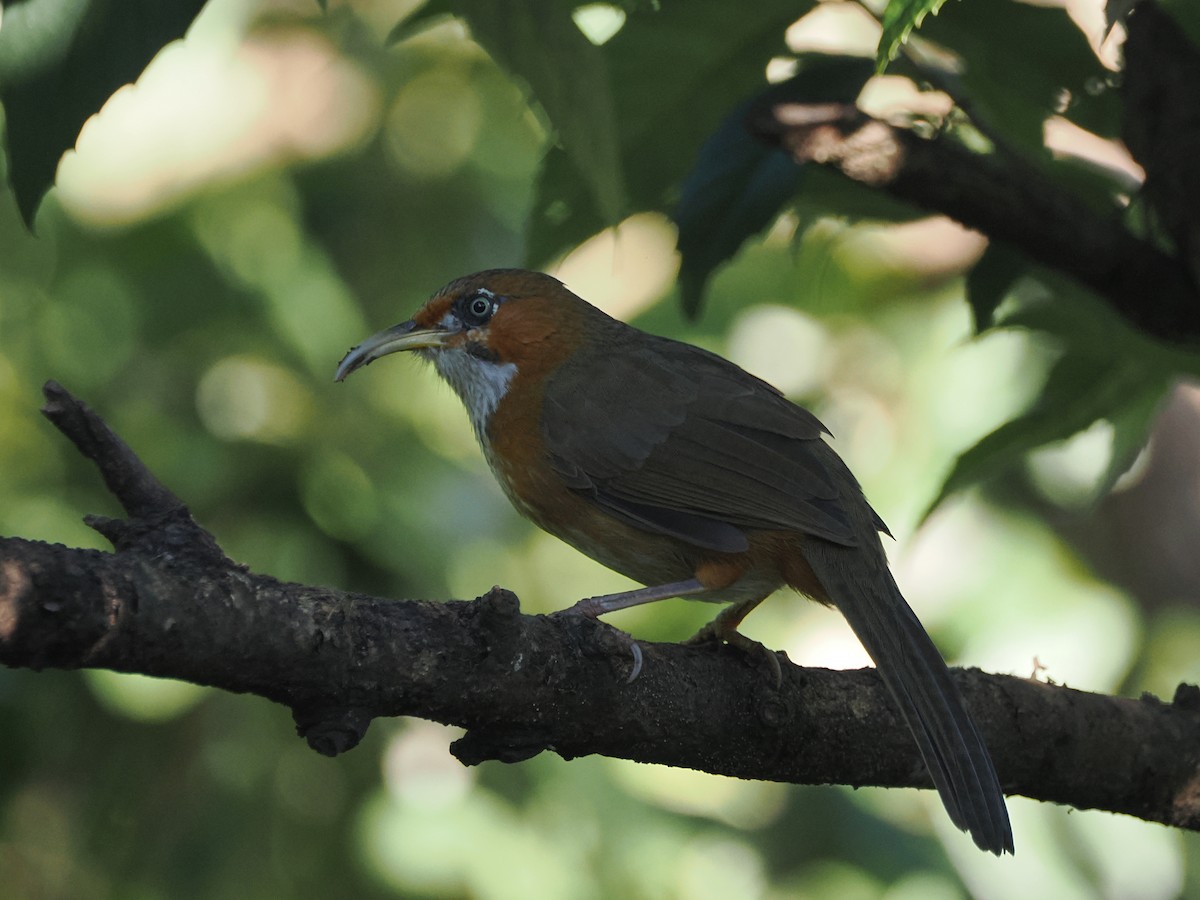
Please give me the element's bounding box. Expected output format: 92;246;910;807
196;355;312;443
41;266;138;383
221;197;303;288
383;721;473;808
572;4;627;45
273;745;348;822
385;69;483;177
608;759;787;830
85;670;207;722
58;27;380;226
550;212;679;320
727;304;830;397
1027;418;1115;507
301;450;379;540
676;835;766;900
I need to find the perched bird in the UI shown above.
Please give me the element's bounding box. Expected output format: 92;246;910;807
335;268;1013;855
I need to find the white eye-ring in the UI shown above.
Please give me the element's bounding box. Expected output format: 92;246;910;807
462;290;497;326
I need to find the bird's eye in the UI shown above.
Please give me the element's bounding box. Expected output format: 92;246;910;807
462;293;495;326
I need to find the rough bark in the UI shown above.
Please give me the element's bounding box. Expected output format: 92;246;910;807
3;383;1200;834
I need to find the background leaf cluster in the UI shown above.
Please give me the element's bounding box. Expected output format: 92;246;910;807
1;0;1199;897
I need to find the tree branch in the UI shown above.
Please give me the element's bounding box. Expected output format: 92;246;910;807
1122;1;1200;290
750;4;1200;344
3;383;1200;833
753;108;1199;340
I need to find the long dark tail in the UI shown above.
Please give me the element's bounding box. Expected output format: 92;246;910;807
805;540;1014;855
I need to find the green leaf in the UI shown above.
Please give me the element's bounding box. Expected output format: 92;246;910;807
674;55;874;317
676;148;801;318
996;278;1145;350
926;265;1186;516
527;0;813;266
402;0;626;228
1042;150;1137;214
1156;0;1200;54
1099;377;1169;497
877;0;951;72
789;163;926;225
1059;76;1121;142
925;351;1168;517
964;241;1029;333
0;0;208;227
917;0;1111;154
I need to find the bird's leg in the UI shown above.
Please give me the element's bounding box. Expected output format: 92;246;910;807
686;596;764;641
554;579;708;683
686;598;783;687
567;578;709;617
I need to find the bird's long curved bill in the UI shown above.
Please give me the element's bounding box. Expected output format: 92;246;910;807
334;321;451;382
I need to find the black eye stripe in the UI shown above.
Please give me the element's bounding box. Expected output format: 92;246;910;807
465;341;499;362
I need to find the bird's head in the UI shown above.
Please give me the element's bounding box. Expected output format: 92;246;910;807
335;269;609;437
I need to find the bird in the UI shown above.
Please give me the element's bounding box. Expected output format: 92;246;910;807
334;268;1013;855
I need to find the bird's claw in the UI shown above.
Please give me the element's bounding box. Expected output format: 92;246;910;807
552;604;644;682
626;642;643;683
686;621;783;689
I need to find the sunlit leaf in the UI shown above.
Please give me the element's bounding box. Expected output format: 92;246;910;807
0;0;208;227
877;0;950;72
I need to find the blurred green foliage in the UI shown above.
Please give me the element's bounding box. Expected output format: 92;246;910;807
2;0;1200;898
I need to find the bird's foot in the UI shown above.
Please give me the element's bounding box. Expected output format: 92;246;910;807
685;619;783;689
553;580;715;682
552;604;644;683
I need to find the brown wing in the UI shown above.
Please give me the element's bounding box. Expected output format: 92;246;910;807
542;330;865;552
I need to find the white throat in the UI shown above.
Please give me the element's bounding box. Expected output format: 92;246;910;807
427;349;517;444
